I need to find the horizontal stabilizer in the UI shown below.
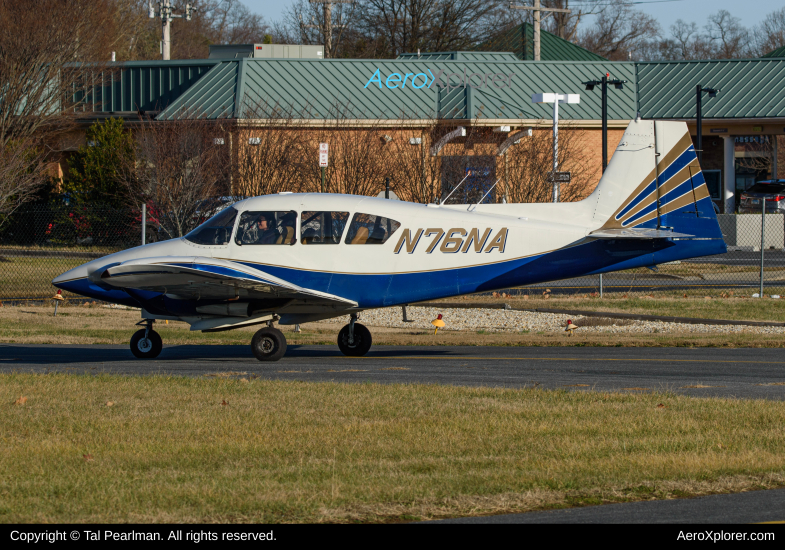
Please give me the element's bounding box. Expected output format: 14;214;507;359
588;228;693;239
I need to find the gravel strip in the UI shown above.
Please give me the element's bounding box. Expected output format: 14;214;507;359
322;306;785;335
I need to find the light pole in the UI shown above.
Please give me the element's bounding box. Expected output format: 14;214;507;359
532;93;580;202
696;85;719;165
583;73;626;173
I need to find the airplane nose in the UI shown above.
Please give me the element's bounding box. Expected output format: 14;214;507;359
52;264;89;287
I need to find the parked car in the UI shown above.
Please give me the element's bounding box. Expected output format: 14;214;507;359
739;180;785;214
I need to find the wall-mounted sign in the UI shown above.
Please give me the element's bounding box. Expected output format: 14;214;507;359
735;136;770;144
710;128;728;133
548;171;571;183
753;126;763;132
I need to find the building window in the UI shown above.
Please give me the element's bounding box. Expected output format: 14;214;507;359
440;156;497;204
703;170;722;200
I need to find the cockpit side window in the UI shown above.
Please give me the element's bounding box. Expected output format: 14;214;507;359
235;211;297;245
300;211;349;244
184;206;237;246
344;213;401;244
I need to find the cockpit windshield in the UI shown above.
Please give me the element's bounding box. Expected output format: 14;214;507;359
184;206;237;245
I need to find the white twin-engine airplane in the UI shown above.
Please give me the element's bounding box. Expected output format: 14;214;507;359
53;119;726;361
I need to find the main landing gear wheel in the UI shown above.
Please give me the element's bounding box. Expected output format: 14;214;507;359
337;320;372;357
130;328;162;359
251;326;287;362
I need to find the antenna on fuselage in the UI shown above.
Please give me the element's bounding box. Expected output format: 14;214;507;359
439;173;472;205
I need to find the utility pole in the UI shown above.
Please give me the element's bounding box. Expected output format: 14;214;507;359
304;0;354;58
509;1;572;60
148;1;196;60
696;85;719;165
583;73;626;173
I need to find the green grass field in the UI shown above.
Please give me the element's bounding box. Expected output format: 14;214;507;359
2;374;784;523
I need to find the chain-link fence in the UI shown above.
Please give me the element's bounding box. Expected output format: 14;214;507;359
0;204;144;300
521;213;785;299
2;205;785;301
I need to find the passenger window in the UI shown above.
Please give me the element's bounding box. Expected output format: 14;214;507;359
301;211;349;244
185;206;237;245
235;211;297;245
344;213;401;245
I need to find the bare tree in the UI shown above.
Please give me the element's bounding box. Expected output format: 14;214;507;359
282;0;357;58
754;7;785;56
354;0;497;58
297;107;394;196
503;126;595;203
128;117;231;239
670;20;700;59
233;101;307;197
704;10;750;59
0;140;48;221
577;0;660;61
385;120;440;204
0;0;119;214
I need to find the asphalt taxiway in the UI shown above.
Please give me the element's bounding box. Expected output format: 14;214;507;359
2;344;785;399
433;487;785;523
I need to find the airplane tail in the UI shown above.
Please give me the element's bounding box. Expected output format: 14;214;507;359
588;119;724;242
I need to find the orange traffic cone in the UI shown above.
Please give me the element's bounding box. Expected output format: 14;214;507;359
431;314;445;334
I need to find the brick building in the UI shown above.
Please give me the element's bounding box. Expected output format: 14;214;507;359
59;38;785;211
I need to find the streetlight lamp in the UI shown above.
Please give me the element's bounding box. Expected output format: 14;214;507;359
696;85;719;165
532;93;580;202
583;73;626;173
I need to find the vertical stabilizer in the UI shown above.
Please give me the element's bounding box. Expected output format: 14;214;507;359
590;119;722;239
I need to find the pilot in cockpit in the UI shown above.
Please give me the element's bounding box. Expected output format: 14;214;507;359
241;213;279;244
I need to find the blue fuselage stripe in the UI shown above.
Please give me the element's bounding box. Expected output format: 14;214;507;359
54;237;727;309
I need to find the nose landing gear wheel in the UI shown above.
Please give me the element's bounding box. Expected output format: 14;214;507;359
338;322;372;357
130;328;163;359
251;326;287;361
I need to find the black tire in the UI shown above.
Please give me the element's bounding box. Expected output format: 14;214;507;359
251;327;287;362
337;323;372;357
130;328;163;359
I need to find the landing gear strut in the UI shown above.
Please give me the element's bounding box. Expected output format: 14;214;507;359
130;319;163;359
251;321;287;362
337;314;372;357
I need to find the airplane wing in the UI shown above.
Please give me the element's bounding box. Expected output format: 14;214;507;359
95;256;357;307
588;228;693;239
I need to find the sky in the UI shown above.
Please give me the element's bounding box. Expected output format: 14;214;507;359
243;0;783;34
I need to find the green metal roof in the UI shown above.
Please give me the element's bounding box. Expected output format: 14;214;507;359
474;23;606;62
157;58;636;122
156;61;241;118
74;61;217;114
397;52;519;62
76;56;785;124
762;45;785;58
637;59;785;119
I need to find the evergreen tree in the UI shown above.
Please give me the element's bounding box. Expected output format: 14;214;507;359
64;118;134;207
